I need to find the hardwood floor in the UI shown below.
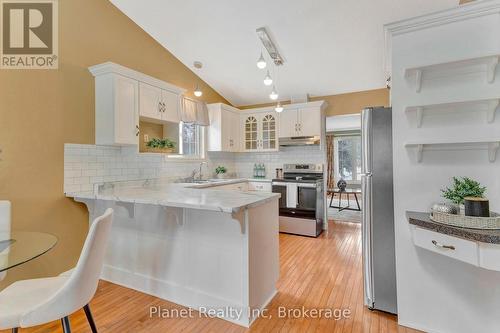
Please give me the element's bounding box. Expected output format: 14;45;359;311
4;221;420;333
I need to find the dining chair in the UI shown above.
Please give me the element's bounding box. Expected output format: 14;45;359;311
0;208;113;333
0;200;11;281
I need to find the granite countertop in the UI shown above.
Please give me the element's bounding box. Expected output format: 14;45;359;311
407;211;500;244
187;178;272;189
66;181;279;214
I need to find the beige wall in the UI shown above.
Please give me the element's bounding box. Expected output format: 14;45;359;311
0;0;228;288
239;88;390;116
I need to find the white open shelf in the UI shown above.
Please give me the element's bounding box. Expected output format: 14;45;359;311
405;55;499;93
406;98;500;127
405;138;500;163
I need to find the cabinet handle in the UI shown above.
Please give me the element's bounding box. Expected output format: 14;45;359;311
135;124;140;136
431;240;455;250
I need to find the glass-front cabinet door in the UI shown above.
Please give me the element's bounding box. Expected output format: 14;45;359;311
261;114;276;150
244;116;258;150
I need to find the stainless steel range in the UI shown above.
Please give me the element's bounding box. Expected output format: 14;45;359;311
272;164;324;237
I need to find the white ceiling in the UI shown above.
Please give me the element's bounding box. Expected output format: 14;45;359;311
110;0;458;106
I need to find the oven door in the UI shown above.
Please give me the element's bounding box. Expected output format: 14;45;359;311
297;183;318;211
272;182;287;209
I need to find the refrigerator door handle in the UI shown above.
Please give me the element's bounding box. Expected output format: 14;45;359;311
361;108;372;174
362;175;375;309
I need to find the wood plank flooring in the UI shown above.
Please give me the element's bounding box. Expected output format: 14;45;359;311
3;221;421;333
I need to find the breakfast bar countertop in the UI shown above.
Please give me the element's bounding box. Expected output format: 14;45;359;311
66;180;279;214
406;211;500;244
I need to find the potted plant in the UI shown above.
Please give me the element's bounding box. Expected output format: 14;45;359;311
441;177;486;214
145;138;176;153
215;166;227;179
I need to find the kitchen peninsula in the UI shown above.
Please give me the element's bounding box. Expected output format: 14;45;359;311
67;179;280;327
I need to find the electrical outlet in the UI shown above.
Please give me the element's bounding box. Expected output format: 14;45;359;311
144;134;149;142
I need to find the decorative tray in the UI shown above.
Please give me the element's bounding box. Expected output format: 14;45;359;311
430;210;500;230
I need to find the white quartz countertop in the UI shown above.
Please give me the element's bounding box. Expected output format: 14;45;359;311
66;181;279;214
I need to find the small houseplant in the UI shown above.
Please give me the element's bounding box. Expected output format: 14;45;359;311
215;165;227;179
145;138;176;153
441;177;486;213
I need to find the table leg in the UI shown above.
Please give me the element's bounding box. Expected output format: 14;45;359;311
354;193;361;211
329;192;335;208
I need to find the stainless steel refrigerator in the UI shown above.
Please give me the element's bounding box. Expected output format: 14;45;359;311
361;107;397;314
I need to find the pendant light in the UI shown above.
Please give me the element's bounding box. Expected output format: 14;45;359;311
263;70;273;86
269;85;278;100
194;83;203;97
193;61;203;97
256;52;267;69
275;102;284;113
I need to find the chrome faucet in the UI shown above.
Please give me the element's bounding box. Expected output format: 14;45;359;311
198;161;208;180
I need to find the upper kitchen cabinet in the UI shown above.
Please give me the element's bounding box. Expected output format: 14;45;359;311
207;103;241;152
139;82;181;123
90;68;139;146
241;110;278;152
89;62;186;146
278;101;326;138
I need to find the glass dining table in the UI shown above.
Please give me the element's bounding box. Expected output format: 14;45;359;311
0;232;58;272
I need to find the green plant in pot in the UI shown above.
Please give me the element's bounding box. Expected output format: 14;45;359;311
215;166;227;179
145;138;176;153
441;177;486;214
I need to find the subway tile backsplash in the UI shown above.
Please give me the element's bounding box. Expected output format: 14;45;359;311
64;144;325;193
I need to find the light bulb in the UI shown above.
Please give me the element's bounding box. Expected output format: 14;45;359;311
269;86;278;100
275;102;283;113
256;52;267;69
263;71;273;86
194;84;203;97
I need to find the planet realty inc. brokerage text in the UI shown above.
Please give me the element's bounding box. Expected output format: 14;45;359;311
150;306;351;321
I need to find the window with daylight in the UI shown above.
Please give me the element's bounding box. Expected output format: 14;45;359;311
178;122;204;158
334;135;361;183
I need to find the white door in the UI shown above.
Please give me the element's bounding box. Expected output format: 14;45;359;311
229;111;240;152
139;82;162;121
298;107;321;136
221;110;232;151
162;90;180;123
242;115;259;151
260;113;277;150
278;108;298;138
114;75;139;145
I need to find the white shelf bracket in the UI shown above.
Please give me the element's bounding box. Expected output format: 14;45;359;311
487;99;500;123
416;107;424;128
488;142;499;163
116;201;135;218
416;144;424;163
487;56;499;84
415;69;423;93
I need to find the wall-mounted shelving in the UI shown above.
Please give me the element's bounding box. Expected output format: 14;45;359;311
405;55;499;93
405;138;500;163
406;98;500;127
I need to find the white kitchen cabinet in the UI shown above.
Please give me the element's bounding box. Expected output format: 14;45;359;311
139;82;180;123
242;111;278;152
207;103;241;152
298;107;322;137
93;72;139;146
89;62;186;147
278;106;322;138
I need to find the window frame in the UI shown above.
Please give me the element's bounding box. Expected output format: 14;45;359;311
165;122;206;161
333;134;361;185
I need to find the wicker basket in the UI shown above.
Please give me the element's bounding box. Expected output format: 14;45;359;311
430;210;500;229
143;147;175;154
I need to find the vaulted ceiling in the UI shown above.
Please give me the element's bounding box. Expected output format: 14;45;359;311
110;0;458;106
